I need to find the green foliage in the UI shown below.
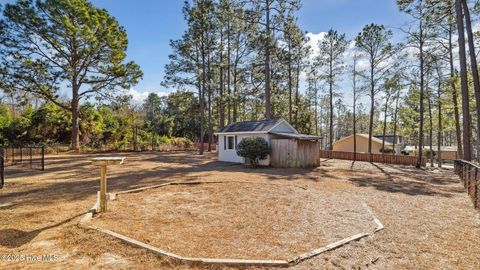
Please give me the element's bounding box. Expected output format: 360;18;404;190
79;103;104;146
236;137;270;166
0;0;143;149
0;103;12;130
0;103;12;144
31;103;70;143
0;87;200;150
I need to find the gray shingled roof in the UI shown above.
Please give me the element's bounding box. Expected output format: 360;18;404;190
217;119;283;133
269;132;322;141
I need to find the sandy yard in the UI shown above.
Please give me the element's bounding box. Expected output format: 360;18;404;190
91;181;376;260
0;151;479;269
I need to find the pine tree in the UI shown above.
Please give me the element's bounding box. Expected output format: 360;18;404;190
315;29;347;150
0;0;142;150
355;24;395;157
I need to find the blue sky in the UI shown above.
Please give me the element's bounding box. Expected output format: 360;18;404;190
0;0;410;101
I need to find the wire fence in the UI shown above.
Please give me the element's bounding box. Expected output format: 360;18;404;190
42;141;198;154
0;148;4;189
454;159;480;209
0;145;45;188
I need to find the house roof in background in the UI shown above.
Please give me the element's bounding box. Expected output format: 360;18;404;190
333;134;393;146
404;146;458;152
217;119;285;133
373;134;404;138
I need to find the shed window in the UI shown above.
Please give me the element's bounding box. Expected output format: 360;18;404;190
227;135;235;150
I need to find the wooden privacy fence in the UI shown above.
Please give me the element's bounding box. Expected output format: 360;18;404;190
454;159;480;209
319;150;426;167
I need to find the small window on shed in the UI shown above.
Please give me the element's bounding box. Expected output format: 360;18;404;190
227;135;235;150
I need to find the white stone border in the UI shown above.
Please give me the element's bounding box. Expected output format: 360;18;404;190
79;181;384;267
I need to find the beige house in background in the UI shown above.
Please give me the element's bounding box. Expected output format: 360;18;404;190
333;134;393;153
403;145;458;160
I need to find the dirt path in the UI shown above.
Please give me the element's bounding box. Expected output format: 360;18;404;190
0;152;479;269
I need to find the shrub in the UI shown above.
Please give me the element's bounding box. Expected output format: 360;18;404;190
380;147;395;154
170;137;194;149
158;135;171;144
236;137;269;166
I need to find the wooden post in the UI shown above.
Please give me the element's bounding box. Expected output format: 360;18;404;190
41;146;45;171
100;165;107;212
91;157;125;213
474;167;478;208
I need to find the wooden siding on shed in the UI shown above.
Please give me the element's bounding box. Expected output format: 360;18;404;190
270;139;320;168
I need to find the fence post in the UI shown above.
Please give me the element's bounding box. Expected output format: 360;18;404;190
474;167;478;208
29;147;32;169
41;146;45;171
0;147;4;189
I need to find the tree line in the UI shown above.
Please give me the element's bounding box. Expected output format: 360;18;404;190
0;90;199;150
164;0;480;168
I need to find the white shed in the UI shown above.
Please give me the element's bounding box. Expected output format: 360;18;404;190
215;119;321;167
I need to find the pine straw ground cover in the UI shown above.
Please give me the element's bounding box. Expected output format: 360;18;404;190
90;181;376;260
0;152;479;269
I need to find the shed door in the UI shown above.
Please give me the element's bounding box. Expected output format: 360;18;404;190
270;139;297;167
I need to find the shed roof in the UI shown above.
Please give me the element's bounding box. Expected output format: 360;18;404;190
217;119;285;133
269;132;322;141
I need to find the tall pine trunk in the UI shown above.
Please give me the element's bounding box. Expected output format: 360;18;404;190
219;28;225;129
314;79;318;136
227;20;232;124
462;0;480;160
233;70;238;123
329;60;334;150
199;39;206;155
437;68;443;168
416;18;425;168
71;81;80;151
288;47;293;123
207;53;212;152
456;0;473;161
448;20;463;158
381;94;390;155
295;57;301;128
368;63;374;158
353;56;357;160
264;0;271;119
392;89;400;155
427;84;434;167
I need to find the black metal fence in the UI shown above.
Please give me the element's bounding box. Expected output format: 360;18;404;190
0;148;4;189
0;145;45;188
454;159;480;209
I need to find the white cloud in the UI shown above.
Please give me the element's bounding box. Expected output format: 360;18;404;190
304;32;368;70
305;32;327;59
126;88;169;104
